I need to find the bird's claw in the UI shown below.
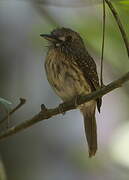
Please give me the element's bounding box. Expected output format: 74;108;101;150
58;103;65;115
41;104;47;110
74;95;80;107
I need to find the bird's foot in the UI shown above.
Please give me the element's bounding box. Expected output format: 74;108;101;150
41;104;47;111
58;103;66;115
74;95;81;108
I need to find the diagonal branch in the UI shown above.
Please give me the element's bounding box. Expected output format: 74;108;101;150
0;71;129;141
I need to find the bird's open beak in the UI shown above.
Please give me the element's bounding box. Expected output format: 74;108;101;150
40;34;60;43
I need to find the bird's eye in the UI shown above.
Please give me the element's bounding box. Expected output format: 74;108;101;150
66;35;72;41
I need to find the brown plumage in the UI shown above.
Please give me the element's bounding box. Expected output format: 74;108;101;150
40;27;102;157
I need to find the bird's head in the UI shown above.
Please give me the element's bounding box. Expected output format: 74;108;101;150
40;27;85;50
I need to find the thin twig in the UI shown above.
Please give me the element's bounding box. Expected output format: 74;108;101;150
0;98;26;125
0;71;129;141
105;0;129;58
100;0;106;87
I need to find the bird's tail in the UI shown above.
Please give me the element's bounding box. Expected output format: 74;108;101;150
80;101;97;157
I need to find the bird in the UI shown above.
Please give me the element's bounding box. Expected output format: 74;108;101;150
40;27;102;157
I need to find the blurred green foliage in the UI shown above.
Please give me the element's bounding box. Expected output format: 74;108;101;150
117;0;129;4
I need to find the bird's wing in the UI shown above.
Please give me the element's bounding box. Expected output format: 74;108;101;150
73;49;102;112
